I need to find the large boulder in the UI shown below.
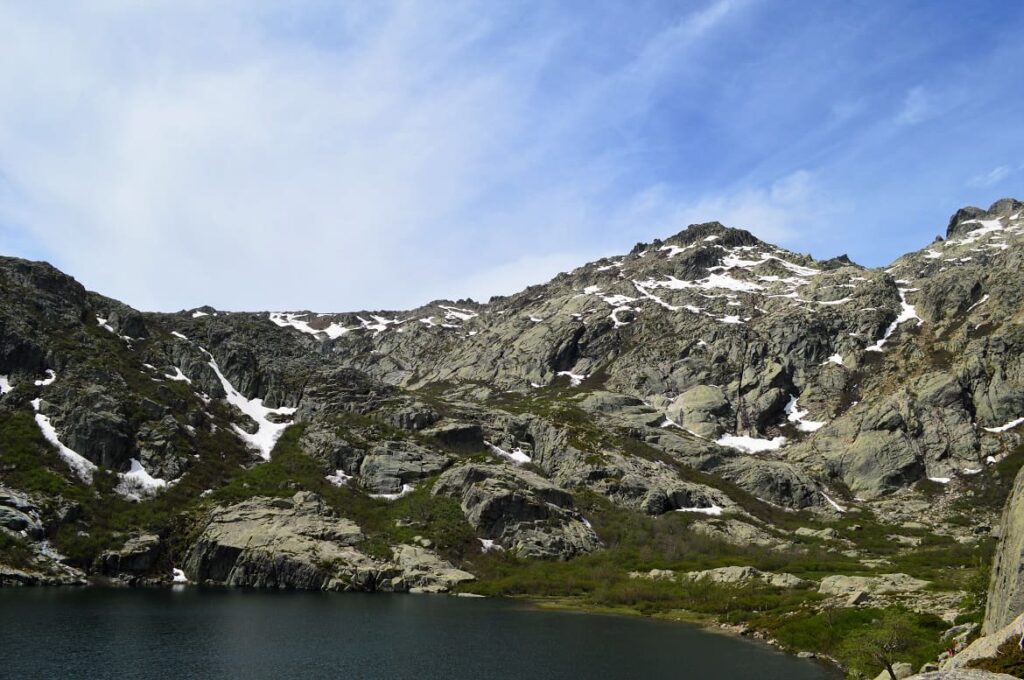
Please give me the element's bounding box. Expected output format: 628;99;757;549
819;573;930;597
433;463;600;560
666;385;731;438
358;441;451;494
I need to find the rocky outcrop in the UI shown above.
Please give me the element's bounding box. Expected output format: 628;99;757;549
682;565;810;588
944;612;1024;671
96;533;161;577
358;441;451;495
983;463;1024;634
432;463;600;559
184;492;473;592
819;573;930;598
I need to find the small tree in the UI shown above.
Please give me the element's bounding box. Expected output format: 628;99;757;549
841;610;917;680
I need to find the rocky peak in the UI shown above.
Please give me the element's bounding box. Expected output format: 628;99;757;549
945;198;1023;239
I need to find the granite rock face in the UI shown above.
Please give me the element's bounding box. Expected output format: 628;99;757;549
983;464;1024;634
184;492;472;593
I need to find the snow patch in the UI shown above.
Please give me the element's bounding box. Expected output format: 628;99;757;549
823;354;844;367
0;375;11;395
486;441;532;464
785;396;826;432
865;288;921;352
479;538;503;552
820;491;846;513
116;459;169;500
966;294;990;313
675;504;724;516
927;477;951;484
369;484;415;501
984;417;1024;433
191;311;209;318
715;434;787;453
172;568;188;584
202;348;296;460
270;312;350;339
556;371;587;387
34;369;56;386
32;401;96;482
171;331;189;341
164;367;192;384
326;469;353;486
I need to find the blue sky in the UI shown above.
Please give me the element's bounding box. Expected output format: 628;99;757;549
0;1;1022;312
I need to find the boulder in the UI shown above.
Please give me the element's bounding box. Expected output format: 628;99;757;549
682;566;810;589
358;441;451;494
819;573;930;597
96;533;162;576
666;385;731;439
872;662;913;680
433;463;600;560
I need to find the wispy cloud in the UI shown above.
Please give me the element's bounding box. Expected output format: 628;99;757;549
1;1;1023;309
894;85;936;126
968;165;1012;188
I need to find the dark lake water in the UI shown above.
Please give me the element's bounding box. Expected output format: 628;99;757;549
0;588;839;679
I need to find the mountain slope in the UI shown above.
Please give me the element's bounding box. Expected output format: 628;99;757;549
2;198;1024;669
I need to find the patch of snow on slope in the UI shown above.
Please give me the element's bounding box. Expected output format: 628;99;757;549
659;244;694;258
202;348;297;460
326;469;353;486
632;281;680;311
928;476;951;484
96;316;116;333
171;331;189;341
785;397;826;432
439;305;478;321
820;491;846;513
31;399;96;482
369;484;415;501
192;311;209;318
984;417;1024;433
164;367;192;384
675;505;724;516
966;294;990;313
865;287;921;352
609;306;634;327
172;568;188;584
358;315;402;334
0;376;11;395
715;434;787;453
115;459;169;500
556;371;587;387
479;538;503;552
270;312;350;339
486;442;532;464
700;273;763;292
34;370;56;386
823;354;844;367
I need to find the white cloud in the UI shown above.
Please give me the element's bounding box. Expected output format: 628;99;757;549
624;170;828;246
968;165;1012;188
0;1;759;312
894;85;936;126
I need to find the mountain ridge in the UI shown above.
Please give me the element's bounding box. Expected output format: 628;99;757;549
2;196;1024;673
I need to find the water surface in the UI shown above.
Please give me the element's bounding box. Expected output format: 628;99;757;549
0;588;839;679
